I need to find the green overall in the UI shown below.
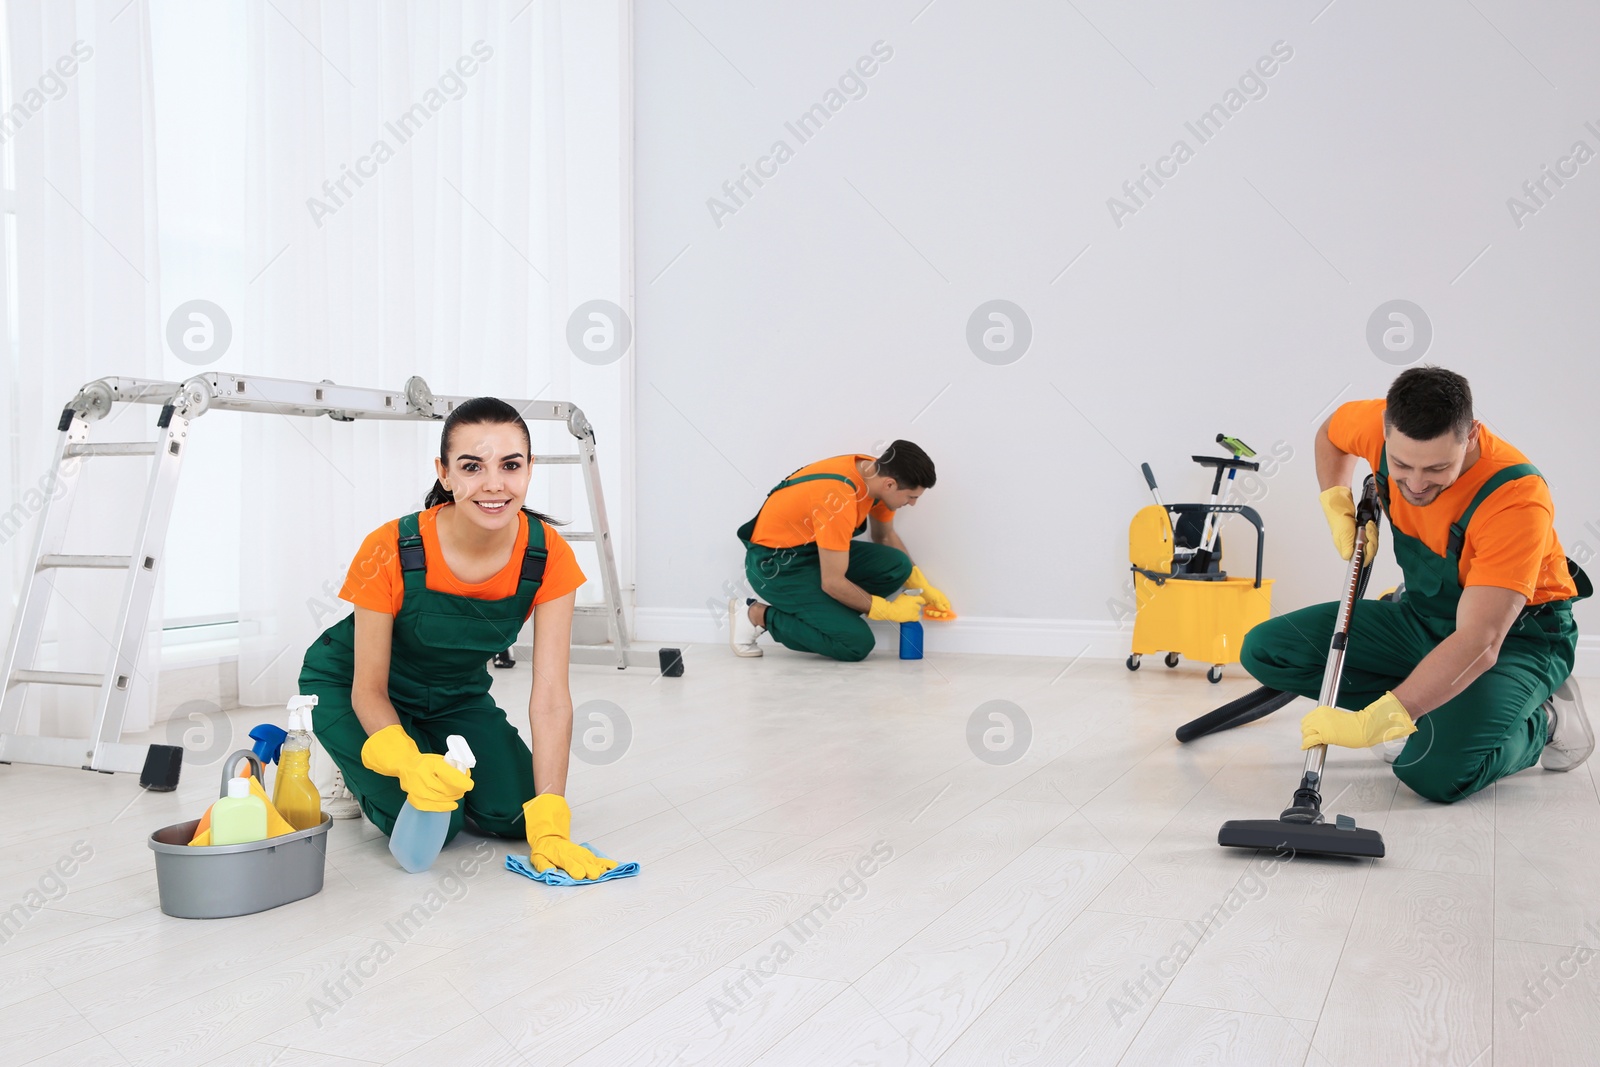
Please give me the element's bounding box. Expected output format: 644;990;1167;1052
298;510;547;840
1241;450;1588;803
737;471;912;662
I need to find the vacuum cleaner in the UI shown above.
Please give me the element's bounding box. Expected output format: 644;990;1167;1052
1178;475;1387;860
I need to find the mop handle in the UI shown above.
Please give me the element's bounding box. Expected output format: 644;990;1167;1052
1141;462;1182;547
1141;462;1170;513
1199;468;1240;553
1303;477;1380;781
1198;435;1256;553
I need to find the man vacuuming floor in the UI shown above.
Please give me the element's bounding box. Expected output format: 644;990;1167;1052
1241;366;1593;803
728;440;954;662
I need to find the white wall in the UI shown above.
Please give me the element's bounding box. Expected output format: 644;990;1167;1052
632;0;1600;666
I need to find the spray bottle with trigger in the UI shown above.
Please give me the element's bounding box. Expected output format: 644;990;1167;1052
389;734;476;873
272;695;323;831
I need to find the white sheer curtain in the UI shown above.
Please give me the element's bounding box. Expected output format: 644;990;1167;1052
3;0;164;734
236;1;631;704
0;0;631;726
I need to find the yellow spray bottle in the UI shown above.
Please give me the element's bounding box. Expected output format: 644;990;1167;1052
272;695;323;831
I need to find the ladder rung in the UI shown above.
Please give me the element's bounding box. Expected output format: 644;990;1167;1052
530;454;581;464
573;604;613;615
39;554;133;570
564;532;597;542
13;670;103;687
64;442;159;457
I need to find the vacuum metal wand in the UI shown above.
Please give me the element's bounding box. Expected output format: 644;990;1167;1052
1284;478;1378;823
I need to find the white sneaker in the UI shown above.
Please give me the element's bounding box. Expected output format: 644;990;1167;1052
323;766;363;819
1370;739;1402;765
729;597;765;658
1542;677;1594;772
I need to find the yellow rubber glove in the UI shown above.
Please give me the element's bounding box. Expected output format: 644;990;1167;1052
1300;691;1417;750
907;566;956;620
1319;486;1377;567
361;724;474;813
868;593;926;623
524;794;617;881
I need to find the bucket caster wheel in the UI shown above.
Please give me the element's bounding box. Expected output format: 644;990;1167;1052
1126;654;1141;671
1164;652;1180;669
1207;665;1224;684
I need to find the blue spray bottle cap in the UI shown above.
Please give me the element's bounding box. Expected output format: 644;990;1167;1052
248;723;288;765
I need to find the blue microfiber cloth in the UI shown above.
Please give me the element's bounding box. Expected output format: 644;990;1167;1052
504;845;639;886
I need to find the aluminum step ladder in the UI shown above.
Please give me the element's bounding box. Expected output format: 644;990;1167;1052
0;378;191;772
0;373;668;775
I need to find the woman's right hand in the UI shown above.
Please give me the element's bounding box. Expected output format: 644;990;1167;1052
360;724;474;811
523;793;616;881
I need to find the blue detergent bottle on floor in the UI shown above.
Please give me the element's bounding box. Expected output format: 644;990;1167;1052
389;734;475;873
899;619;924;659
899;583;926;660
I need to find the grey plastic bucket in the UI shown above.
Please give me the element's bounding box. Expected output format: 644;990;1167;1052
148;749;331;919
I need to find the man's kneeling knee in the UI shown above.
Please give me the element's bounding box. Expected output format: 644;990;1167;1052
1239;626;1274;682
1392;758;1476;805
833;640;873;663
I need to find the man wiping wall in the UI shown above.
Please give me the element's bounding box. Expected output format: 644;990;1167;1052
729;440;954;662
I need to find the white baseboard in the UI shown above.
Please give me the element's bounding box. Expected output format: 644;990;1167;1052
636;607;1127;660
634;607;1600;676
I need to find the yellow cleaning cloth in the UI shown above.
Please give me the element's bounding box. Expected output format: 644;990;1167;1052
188;772;296;845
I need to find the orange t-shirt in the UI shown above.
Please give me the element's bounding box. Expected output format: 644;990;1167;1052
750;454;895;551
339;505;586;619
1329;399;1576;603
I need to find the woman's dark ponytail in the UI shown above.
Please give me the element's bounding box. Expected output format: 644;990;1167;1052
428;397;561;525
424;478;453;509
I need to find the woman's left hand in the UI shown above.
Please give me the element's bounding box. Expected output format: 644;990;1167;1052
523;793;617;881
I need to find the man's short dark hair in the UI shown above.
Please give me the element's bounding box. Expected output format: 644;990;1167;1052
876;440;935;490
1385;365;1473;441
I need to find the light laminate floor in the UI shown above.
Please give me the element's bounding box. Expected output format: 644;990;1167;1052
2;643;1596;1066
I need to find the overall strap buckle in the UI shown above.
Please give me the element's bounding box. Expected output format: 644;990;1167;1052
520;548;548;583
1447;462;1541;557
398;512;426;572
519;509;548;586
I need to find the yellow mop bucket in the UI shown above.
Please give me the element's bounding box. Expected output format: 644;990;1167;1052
1126;503;1272;683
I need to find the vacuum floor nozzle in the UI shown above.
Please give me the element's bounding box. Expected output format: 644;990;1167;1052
1210;476;1388;862
1218;818;1384;859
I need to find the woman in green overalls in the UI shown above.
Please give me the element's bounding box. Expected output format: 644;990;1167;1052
298;397;615;880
